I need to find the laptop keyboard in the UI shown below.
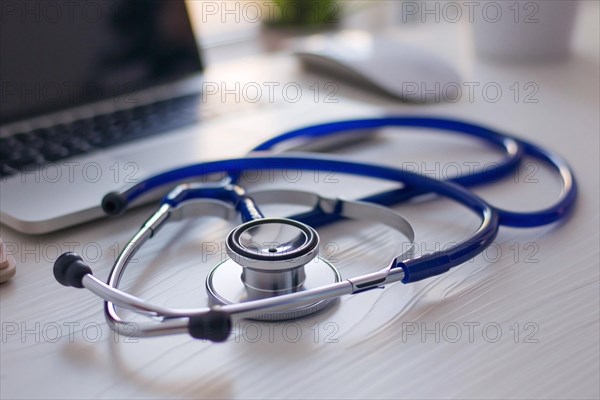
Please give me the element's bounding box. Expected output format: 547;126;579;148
0;94;200;177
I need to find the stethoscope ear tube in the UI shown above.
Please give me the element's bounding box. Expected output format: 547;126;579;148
54;252;92;289
53;252;233;342
101;192;128;216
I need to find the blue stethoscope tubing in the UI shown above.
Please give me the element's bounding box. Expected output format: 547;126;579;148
100;117;577;283
250;117;578;228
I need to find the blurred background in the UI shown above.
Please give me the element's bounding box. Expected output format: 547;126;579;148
187;0;588;63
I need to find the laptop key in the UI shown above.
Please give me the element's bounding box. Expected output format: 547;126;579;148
14;132;45;148
62;138;92;155
0;144;16;160
6;148;45;169
41;143;70;162
0;162;18;177
80;131;104;146
33;128;57;139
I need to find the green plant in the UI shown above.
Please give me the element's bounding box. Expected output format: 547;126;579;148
265;0;339;27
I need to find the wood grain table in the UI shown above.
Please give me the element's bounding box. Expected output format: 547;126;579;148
1;3;598;399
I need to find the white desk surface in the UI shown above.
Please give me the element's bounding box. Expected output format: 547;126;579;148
1;3;599;399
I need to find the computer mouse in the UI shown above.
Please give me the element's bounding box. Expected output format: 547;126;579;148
295;31;461;102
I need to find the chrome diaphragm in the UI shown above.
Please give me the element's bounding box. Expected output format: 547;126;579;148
206;217;342;321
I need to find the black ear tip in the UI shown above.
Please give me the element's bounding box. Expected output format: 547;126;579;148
102;192;127;216
54;252;80;286
188;310;232;342
53;252;92;288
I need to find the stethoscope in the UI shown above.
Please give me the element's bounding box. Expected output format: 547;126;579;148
53;117;577;342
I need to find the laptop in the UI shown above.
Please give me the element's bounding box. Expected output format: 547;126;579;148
0;0;211;234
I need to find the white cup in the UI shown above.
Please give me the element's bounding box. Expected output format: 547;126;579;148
472;0;579;63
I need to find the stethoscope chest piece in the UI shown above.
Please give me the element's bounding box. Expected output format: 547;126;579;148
206;218;342;321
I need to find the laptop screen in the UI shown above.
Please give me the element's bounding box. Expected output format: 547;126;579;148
0;0;203;124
